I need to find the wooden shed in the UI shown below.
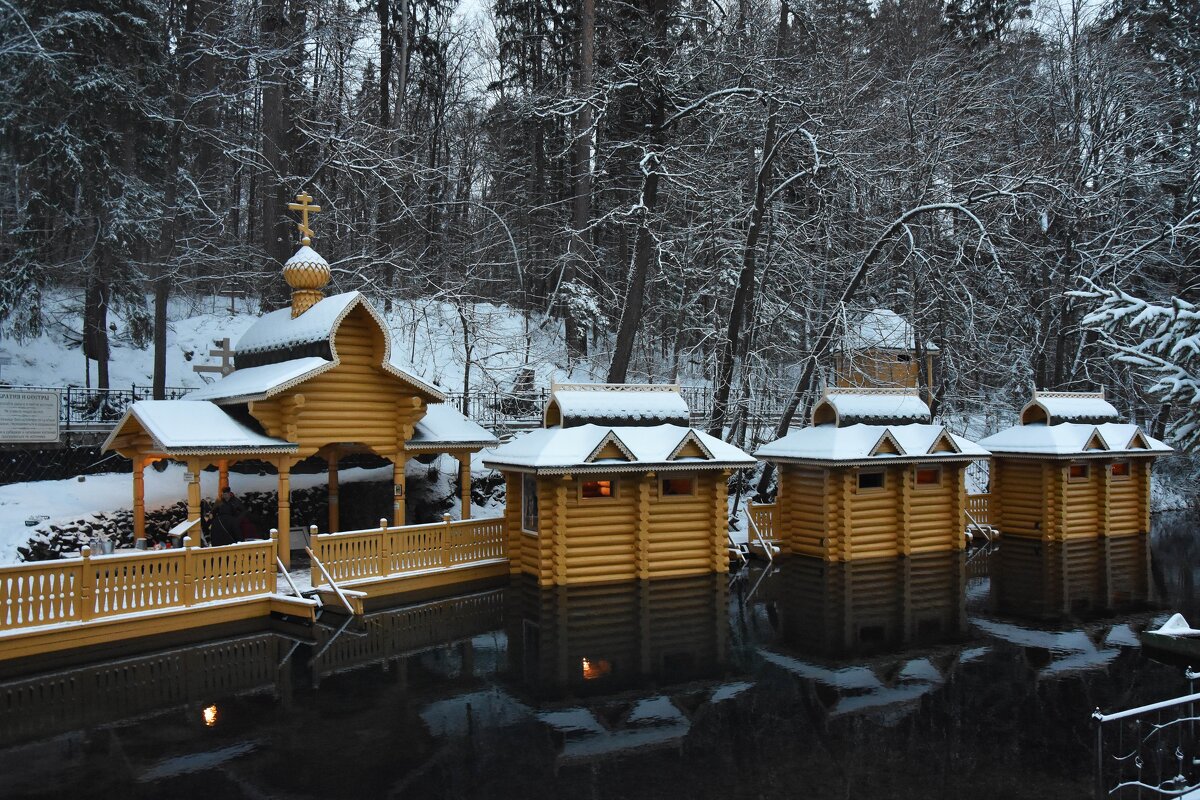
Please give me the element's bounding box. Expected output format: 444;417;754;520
977;390;1171;542
104;195;498;566
484;384;756;586
832;309;938;399
754;388;989;562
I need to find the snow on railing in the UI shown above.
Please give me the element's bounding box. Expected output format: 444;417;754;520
1093;684;1200;799
0;535;277;633
311;515;507;587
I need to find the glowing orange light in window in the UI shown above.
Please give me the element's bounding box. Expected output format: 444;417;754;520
202;704;218;727
581;657;612;680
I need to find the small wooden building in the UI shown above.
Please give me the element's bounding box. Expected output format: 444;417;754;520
754;388;989;562
832;308;938;399
484;384;756;586
104;194;498;566
977;390;1171;542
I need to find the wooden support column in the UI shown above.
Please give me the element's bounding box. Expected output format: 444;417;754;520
132;457;146;543
218;459;229;494
635;474;651;580
552;476;569;586
186;459;202;524
990;458;1003;535
328;450;340;533
712;471;729;574
952;464;967;551
459;455;472;520
1098;461;1111;538
505;473;523;575
823;469;838;562
1138;459;1152;534
839;470;854;562
393;453;406;526
277;460;292;569
897;465;912;557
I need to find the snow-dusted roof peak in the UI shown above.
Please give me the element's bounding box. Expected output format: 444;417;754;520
812;388;932;427
102;400;297;456
756;422;987;466
978;421;1171;458
839;308;938;353
1019;390;1121;425
544;383;691;428
184;357;333;404
284;245;329;269
484;423;754;474
407;403;499;451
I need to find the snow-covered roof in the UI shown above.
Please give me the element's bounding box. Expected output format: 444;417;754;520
755;423;988;466
231;291;443;400
184;357;332;403
102;401;297;456
545;383;691;428
483;423;754;474
284;245;329;270
407;403;499;451
1019;390;1121;425
977;422;1171;458
838;309;939;352
813;389;932;426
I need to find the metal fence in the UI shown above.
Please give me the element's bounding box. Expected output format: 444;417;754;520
1093;681;1200;799
7;384;192;433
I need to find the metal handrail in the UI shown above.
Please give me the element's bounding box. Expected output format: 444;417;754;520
306;546;357;615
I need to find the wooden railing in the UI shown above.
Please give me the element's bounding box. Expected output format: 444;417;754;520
966;493;992;527
747;502;779;542
0;537;277;633
313;515;507;586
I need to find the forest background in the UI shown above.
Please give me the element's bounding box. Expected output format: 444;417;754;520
1;0;1198;452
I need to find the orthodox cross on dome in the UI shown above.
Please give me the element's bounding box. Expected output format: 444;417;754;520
287;191;322;246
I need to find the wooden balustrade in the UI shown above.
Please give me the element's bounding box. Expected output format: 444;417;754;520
0;537;277;635
966;493;992;526
747;502;779;542
313;516;508;587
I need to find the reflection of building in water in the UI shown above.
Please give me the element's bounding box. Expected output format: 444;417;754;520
506;574;729;699
761;552;967;659
993;535;1152;622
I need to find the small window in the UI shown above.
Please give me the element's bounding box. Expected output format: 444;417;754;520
581;478;616;499
662;477;695;496
1111;461;1131;479
521;473;539;534
858;470;885;491
1068;463;1090;482
915;467;941;487
897;353;912;362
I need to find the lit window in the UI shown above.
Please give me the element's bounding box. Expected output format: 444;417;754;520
1111;461;1131;479
582;479;615;499
1068;464;1090;481
522;473;539;534
858;471;885;490
662;477;694;496
915;468;941;486
581;657;612;680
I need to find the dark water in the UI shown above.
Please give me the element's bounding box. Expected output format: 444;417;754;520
2;514;1199;800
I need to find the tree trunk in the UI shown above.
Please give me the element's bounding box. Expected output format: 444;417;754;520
565;0;595;360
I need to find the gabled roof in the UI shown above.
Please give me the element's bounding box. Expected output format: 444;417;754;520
1019;390;1122;425
838;309;939;353
406;403;499;452
755;423;988;466
213;290;443;401
812;389;932;427
544;383;690;428
978;422;1171;458
483;424;754;474
102;400;297;456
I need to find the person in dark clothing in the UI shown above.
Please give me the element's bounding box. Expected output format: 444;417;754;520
211;488;245;546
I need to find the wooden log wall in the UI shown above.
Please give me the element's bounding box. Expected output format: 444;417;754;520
779;465;827;558
992;460;1045;539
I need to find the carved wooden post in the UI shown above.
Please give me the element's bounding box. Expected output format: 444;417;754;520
218;459;229;494
636;474;650;580
186;459;202;524
459;455;472;520
277;461;292;569
393;454;407;526
442;513;452;568
182;535;195;605
79;546;93;622
270;529;279;593
379;517;390;577
898;466;912;556
328;450;340;533
132;457;146;543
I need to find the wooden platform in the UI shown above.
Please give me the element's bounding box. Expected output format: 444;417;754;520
313;559;510;613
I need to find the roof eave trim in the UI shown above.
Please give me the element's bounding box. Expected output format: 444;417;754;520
759;452;989;467
482;460;755;475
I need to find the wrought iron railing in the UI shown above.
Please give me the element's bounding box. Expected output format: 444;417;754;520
3;384;191;432
1093;681;1200;798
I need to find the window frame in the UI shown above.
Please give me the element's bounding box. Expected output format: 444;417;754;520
857;469;886;492
660;474;698;499
1110;460;1132;481
579;476;620;502
914;466;942;490
1067;462;1091;483
521;472;539;535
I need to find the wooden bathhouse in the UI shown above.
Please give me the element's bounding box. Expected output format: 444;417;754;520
753;388;989;561
483;384;756;586
103;193;498;566
976;390;1171;542
833;308;938;398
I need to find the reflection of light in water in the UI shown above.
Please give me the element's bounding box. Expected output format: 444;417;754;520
202;705;218;727
581;658;611;680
